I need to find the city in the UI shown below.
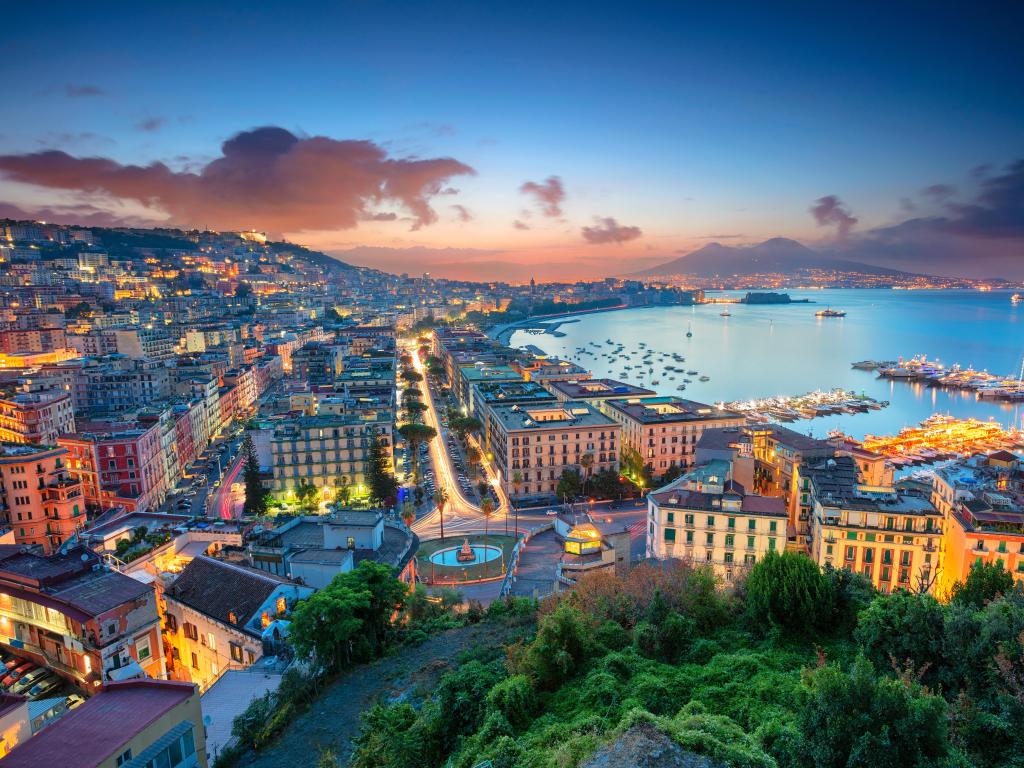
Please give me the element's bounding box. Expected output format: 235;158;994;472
0;4;1022;768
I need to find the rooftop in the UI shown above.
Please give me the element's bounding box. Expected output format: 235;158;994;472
1;679;196;768
606;397;742;424
546;378;655;400
488;400;618;432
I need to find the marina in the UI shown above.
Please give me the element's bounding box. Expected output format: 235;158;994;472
856;354;1024;402
721;389;887;423
832;415;1024;467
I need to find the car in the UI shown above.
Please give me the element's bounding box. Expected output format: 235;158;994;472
2;662;35;689
65;694;85;709
546;509;559;516
27;674;62;699
11;667;51;695
176;500;192;510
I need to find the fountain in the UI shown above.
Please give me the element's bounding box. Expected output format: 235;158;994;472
456;538;476;563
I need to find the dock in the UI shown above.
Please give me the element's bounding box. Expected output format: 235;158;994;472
853;355;1024;402
721;388;887;423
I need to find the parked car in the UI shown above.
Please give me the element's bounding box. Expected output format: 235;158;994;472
2;662;35;689
11;667;51;695
28;675;63;699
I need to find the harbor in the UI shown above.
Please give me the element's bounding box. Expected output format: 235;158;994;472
720;388;887;423
854;355;1024;402
832;414;1024;467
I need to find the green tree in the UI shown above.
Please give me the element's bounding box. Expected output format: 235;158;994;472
433;486;449;541
398;423;437;481
241;433;268;516
556;468;582;500
400;369;423;384
295;480;319;512
745;550;834;637
854;591;946;684
367;434;399;506
451;416;483;441
951;560;1016;609
289;583;370;669
579;452;594;493
797;656;955;768
340;561;409;652
520;603;594;689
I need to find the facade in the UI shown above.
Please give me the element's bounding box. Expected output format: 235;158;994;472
647;460;788;582
2;679;207;768
487;401;620;501
0;392;75;446
805;455;943;594
0;443;86;552
161;556;313;692
605;397;745;479
559;519;632;585
472;380;557;454
270;413;393;498
0;547;165;691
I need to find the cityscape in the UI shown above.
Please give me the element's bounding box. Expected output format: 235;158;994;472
0;4;1022;768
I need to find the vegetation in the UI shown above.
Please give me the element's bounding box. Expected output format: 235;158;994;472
348;555;1024;768
241;433;268;516
366;433;399;507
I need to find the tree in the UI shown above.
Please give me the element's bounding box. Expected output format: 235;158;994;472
451;416;482;441
620;445;653;490
951;560;1016;609
401;501;415;528
398;423;437;481
403;400;428;423
400;369;423;384
520;603;594;689
745;550;835;637
797;656;954;768
433;486;449;541
295;480;319;512
854;591;946;685
481;497;495;577
367;434;399;507
289;583;370;669
659;463;686;485
556;468;582;501
465;445;482;478
241;433;267;516
511;470;523;497
579;452;594;493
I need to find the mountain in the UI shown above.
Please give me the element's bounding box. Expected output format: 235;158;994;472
633;237;920;278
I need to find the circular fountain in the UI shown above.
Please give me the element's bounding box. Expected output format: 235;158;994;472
428;542;502;567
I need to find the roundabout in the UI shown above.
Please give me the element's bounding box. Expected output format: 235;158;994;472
416;534;517;585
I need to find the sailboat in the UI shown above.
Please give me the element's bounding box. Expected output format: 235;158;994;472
686;323;693;338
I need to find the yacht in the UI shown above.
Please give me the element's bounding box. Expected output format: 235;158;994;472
1013;293;1022;305
686;323;693;338
719;310;731;317
815;308;846;318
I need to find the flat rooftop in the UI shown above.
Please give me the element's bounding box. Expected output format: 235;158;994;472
547;378;655;400
488;400;618;432
606;397;742;424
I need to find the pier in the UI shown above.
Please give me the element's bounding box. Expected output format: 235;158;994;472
721;388;887;423
853;355;1024;402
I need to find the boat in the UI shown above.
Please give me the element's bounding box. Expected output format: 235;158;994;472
719;310;731;317
699;376;710;382
686;370;698;375
676;384;686;390
686;323;693;338
1013;293;1022;304
815;308;846;318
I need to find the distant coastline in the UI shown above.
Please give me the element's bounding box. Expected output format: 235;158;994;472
488;303;631;344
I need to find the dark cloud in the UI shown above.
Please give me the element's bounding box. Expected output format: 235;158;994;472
899;197;918;213
64;83;104;97
36;132;114;148
809;195;858;238
922;183;956;201
519;175;565;217
581;216;642;245
0;126;475;233
942;159;1024;239
513;219;530;230
451;204;473;222
364;211;398;221
136;117;167;132
0;200;142;227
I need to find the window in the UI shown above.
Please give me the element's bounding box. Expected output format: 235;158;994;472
183;622;198;641
667;512;674;523
136;635;151;661
706;516;715;527
191;652;199;670
748;519;756;531
725;534;735;548
230;642;244;663
663;528;676;542
115;749;132;766
705;532;714;546
685;530;694;543
768;538;776;551
684;514;694;525
768;521;777;533
727;517;736;530
747;535;755;549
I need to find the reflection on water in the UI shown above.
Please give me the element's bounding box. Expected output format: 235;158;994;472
511;289;1024;440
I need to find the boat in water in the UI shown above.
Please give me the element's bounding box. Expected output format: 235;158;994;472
1013;293;1022;305
719;310;731;317
815;307;846;318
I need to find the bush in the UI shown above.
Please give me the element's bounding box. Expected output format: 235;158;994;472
487;674;538;731
854;591;946;684
951;561;1016;609
745;551;835;637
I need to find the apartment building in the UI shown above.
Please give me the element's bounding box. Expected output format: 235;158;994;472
0;547;165;691
605;397;745;479
2;679;207;768
0;444;85;552
270;412;393;497
805;455;943;593
161;556;313;692
488;401;620;502
472;380;557;455
0;327;67;354
647;460;787;582
458;364;524;413
0;392;75;446
291;341;344;385
931;454;1024;596
545;378;655;410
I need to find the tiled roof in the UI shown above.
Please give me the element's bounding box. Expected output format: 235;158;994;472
166;556;286;633
1;679;195;768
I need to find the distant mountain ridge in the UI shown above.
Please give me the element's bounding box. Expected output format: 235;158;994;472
633;237;923;278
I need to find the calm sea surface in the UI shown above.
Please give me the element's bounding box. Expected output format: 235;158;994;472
509;289;1024;440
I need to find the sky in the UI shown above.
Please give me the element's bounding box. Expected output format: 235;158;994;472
0;1;1022;280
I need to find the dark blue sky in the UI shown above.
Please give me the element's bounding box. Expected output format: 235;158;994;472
1;1;1022;279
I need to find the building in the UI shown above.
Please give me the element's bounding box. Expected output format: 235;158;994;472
0;328;67;354
605;397;745;480
0;392;75;448
545;378;655;410
270;413;393;500
291;341;344;386
558;518;632;585
0;546;165;690
0;444;86;552
248;508;418;588
805;455;943;594
931;455;1024;596
487;401;620;502
0;693;30;758
1;678;207;768
455;364;523;412
472;380;557;455
647;460;788;581
161;556;313;692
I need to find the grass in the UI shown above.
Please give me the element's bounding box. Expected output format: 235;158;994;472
416;534;518;584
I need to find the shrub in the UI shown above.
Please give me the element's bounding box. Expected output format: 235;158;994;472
745;551;834;637
487;675;538;731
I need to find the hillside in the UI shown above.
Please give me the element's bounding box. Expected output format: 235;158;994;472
635;237;921;278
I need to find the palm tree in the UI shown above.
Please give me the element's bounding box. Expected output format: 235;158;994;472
511;470;523;536
433;486;449;542
400;501;415;528
480;497;495;577
580;452;594;495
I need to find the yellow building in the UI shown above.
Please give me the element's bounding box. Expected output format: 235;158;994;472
805;456;942;593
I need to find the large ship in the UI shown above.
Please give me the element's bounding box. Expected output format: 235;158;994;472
815;307;846;317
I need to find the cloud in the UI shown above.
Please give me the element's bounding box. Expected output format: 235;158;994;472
0;200;144;227
942;159;1024;239
809;195;858;238
513;219;530;230
581;216;642;245
364;211;398;221
451;204;473;222
64;83;104;97
519;175;565;217
36;132;114;148
922;183;956;201
136;116;167;132
899;197;918;213
0;126;475;233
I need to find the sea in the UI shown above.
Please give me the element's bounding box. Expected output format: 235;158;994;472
509;289;1024;441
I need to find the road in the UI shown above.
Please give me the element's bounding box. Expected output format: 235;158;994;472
404;341;514;541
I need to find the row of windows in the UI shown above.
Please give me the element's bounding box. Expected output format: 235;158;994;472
665;512;779;533
664;528;778;551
